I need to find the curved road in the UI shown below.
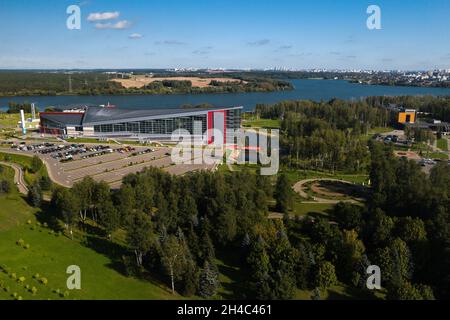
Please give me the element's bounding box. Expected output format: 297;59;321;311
0;161;28;194
292;178;364;204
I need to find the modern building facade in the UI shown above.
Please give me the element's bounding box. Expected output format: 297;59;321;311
40;105;243;144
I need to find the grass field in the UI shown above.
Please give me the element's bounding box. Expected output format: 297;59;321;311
242;118;281;129
437;138;448;151
0;151;48;185
292;201;335;217
0;179;183;300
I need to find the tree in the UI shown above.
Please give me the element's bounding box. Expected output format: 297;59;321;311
338;229;365;282
198;260;219;298
332;202;363;230
315;261;337;289
274;173;293;213
98;200;120;240
311;287;321;300
0;179;11;194
30;156;43;173
396;217;427;243
387;281;435;300
160;234;188;295
126;211;153;266
27;181;43;208
56;188;80;240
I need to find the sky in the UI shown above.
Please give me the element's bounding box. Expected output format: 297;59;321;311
0;0;449;70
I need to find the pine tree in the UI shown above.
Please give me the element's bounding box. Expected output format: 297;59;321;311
27;181;43;208
198;260;219;298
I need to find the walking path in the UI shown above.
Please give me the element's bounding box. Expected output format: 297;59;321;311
0;161;28;194
292;178;364;204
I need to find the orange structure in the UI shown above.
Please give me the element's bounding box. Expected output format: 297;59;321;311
398;109;416;124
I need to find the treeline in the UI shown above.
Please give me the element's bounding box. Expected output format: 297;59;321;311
255;99;392;172
0;72;293;96
0;72;122;96
365;95;450;122
141;78;292;94
50;169;272;297
364;141;450;298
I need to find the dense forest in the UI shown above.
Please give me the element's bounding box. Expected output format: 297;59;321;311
364;95;450;122
255;99;393;172
25;144;447;300
0;72;292;96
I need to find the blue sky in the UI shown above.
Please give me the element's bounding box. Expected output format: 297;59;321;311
0;0;449;70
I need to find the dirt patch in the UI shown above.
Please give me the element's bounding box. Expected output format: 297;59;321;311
394;150;421;160
310;181;364;199
111;75;245;89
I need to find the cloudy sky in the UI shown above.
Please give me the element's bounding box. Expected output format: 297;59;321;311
0;0;449;70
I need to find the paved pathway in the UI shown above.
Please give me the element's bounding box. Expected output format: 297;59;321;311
0;161;28;194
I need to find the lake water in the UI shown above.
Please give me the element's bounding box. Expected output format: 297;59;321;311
1;79;450;112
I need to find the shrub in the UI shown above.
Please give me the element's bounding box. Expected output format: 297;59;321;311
18;276;26;283
31;286;38;295
33;273;40;279
64;291;70;297
24;244;30;249
26;220;32;224
16;239;25;246
40;277;48;285
10;273;16;279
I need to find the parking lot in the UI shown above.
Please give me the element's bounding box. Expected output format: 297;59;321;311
4;142;216;188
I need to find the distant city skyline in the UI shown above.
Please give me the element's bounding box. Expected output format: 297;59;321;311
0;0;449;70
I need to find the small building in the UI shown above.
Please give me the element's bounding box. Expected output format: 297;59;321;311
398;108;416;124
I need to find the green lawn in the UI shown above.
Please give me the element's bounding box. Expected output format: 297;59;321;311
0;151;48;185
292;201;334;217
0;169;183;300
282;168;369;186
242;118;281;129
437;138;448;152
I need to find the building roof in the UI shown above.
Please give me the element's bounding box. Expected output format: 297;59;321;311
82;106;241;125
41;106;242;126
40;112;84;126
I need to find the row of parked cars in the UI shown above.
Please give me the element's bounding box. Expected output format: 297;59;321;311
131;148;155;157
11;142;56;152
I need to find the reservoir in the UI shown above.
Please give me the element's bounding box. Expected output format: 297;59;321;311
1;79;450;112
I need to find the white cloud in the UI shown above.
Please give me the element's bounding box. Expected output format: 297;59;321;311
87;11;120;22
129;33;143;39
95;20;131;30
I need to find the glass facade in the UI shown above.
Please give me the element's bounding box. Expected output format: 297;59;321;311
225;108;242;144
93;115;208;135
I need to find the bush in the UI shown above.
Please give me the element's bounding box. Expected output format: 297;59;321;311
33;273;40;279
16;239;25;246
18;276;26;283
31;286;38;295
40;277;48;285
